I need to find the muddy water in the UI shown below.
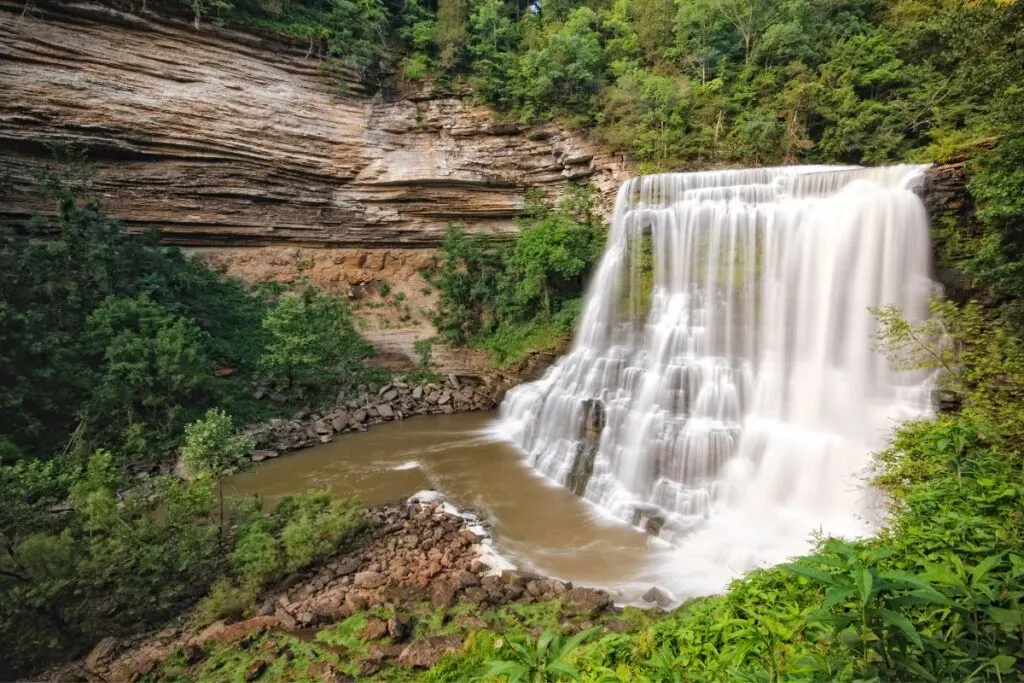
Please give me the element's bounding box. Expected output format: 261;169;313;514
229;412;663;595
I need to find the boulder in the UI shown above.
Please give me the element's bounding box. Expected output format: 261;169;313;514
357;659;381;677
245;660;268;682
377;403;395;419
359;617;389;641
251;449;278;461
331;413;350;432
354;570;386;589
308;661;349;683
398;635;463;669
451;569;479;590
430;583;456;609
388;613;413;642
85;636;119;671
561;587;612;617
641;586;672;608
192;617;282;648
334;557;361;576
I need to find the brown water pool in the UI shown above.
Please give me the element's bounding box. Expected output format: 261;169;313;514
228;411;663;594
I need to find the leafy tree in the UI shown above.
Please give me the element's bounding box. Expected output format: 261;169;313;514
486;626;601;682
85;295;210;459
466;0;521;107
260;287;374;395
180;408;254;480
433;0;469;67
511;7;607;121
431;226;507;345
181;408;254;548
431;185;604;364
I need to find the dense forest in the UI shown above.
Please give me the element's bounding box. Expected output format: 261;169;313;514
178;0;1022;169
2;0;1024;680
165;0;1024;355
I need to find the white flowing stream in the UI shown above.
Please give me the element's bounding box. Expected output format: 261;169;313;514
496;165;935;596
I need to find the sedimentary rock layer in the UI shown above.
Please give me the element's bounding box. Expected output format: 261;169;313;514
0;0;627;247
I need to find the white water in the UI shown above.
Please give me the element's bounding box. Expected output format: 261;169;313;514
497;165;935;596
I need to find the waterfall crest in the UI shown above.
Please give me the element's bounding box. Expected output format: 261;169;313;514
496;165;935;595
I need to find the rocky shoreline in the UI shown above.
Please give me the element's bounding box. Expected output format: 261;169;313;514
244;376;499;459
72;496;622;682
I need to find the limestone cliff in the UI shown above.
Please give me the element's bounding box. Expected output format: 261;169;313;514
0;0;628;247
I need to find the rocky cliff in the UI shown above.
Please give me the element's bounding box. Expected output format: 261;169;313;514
0;0;628;247
0;0;631;376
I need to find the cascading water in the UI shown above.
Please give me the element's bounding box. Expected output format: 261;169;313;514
496;165;935;596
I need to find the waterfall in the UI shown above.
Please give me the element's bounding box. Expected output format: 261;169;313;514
496;165;935;595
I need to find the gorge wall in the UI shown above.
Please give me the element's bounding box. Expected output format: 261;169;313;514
0;1;627;247
0;1;970;378
0;0;629;375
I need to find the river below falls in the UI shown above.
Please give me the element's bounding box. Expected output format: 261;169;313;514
229;411;668;600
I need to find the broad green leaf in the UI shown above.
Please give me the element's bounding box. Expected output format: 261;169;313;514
782;563;835;586
823;585;855;610
485;661;527;682
537;630;556;659
969;553;1004;585
879;608;923;649
921;563;965;589
547;658;581;681
563;626;602;654
990;655;1017;674
856;567;874;605
878;569;938;592
1009;554;1024;579
986;605;1024;628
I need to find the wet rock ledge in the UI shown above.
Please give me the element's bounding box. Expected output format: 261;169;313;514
244;375;498;458
76;498;618;682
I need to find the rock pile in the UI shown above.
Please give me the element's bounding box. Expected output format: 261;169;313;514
81;498;616;681
256;501;613;628
245;376;497;458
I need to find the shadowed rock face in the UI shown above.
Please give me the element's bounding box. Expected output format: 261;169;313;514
0;0;628;247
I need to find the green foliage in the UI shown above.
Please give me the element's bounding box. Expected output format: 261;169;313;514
385;0;1023;170
0;451;219;675
181;408;254;478
0;155;378;674
0;160;340;463
962;135;1024;329
512;7;607;122
261;287;374;397
431;186;604;364
486;627;602;682
197;491;364;622
86;295;211;458
177;0;390;71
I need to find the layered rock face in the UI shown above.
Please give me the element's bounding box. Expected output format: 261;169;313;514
0;0;627;247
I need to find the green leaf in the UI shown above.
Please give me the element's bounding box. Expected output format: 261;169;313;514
969;553;1004;585
921;563;966;590
562;626;602;654
782;563;835;586
877;569;938;592
822;586;855;610
547;658;581;681
1009;554;1024;579
856;567;874;605
537;630;556;660
986;605;1024;628
878;608;923;649
990;655;1017;674
485;660;527;682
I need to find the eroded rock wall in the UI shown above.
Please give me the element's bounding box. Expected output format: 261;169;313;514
0;0;628;247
